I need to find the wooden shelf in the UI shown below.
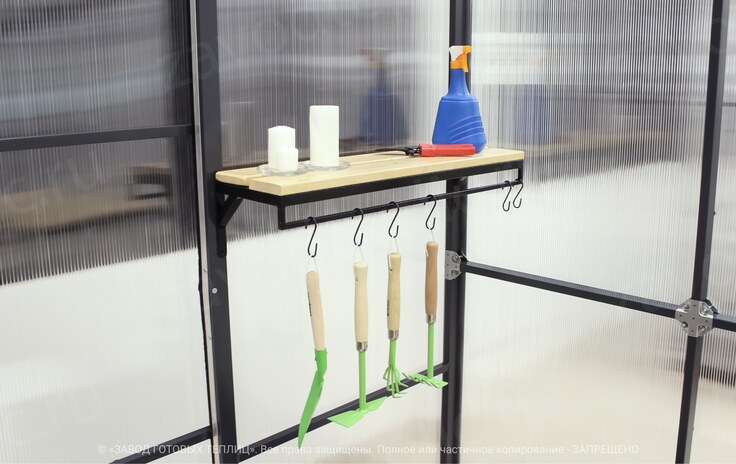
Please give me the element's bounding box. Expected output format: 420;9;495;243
216;147;524;206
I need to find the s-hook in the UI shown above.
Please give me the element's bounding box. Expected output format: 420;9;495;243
513;182;524;209
387;201;400;238
352;208;365;247
424;195;437;231
306;217;318;257
501;181;513;212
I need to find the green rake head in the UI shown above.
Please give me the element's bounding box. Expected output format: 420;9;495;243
384;339;407;397
404;372;448;389
404;324;447;388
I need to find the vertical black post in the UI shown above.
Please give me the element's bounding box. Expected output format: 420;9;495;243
441;177;468;463
675;0;729;462
440;4;472;462
169;0;196;244
190;0;239;462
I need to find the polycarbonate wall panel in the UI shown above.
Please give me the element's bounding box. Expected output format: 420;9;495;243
0;0;191;139
463;276;685;462
470;0;711;302
217;1;449;459
464;0;715;460
0;248;209;463
690;6;736;459
0;138;197;284
0;2;207;461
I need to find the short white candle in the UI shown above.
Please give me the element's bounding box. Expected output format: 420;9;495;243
309;106;340;167
268;126;296;170
276;146;299;172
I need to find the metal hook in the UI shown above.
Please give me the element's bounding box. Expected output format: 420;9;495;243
501;181;512;212
387;201;400;238
512;182;523;209
424;195;437;231
306;217;318;257
352;208;364;247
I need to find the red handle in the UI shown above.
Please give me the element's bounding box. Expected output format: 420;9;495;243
419;144;476;157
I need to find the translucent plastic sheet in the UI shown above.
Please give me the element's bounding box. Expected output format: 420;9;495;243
463;276;685;462
470;0;710;302
0;139;197;284
463;0;724;461
0;0;191;138
0;2;206;461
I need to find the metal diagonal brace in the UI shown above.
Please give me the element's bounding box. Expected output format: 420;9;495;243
676;299;717;337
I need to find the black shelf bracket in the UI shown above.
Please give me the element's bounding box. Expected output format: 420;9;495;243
217;196;243;257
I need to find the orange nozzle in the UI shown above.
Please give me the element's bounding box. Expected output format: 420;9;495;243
449;45;472;72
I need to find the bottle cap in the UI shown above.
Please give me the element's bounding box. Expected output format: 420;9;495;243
449;45;472;72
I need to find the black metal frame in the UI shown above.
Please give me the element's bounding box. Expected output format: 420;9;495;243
0;125;193;152
190;0;239;462
676;0;730;461
3;0;723;462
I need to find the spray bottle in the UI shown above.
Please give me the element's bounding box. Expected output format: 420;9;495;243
431;45;486;152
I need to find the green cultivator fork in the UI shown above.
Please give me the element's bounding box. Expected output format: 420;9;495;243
384;253;407;396
405;241;447;388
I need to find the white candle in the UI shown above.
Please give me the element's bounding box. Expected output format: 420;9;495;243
268;126;296;170
309;105;340;167
276;146;299;172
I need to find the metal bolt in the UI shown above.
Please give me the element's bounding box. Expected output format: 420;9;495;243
452;255;461;263
698;325;706;333
685;304;691;310
681;322;688;329
212;288;218;294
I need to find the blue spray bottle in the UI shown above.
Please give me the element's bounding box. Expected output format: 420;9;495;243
431;45;486;152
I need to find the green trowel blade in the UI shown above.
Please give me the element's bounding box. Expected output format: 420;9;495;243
328;396;386;428
298;349;327;448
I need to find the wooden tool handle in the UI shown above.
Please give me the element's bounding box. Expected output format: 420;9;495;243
354;262;369;344
306;271;325;351
425;241;439;317
387;253;402;332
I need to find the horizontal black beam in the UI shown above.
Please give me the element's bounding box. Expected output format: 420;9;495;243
462;260;679;319
0;124;193;152
217;160;523;209
112;426;212;463
462;260;736;334
237;363;450;462
713;313;736;332
278;179;523;230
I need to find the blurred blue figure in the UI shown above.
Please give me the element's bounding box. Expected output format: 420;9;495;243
360;49;406;146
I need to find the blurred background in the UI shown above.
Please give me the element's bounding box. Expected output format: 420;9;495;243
0;0;734;462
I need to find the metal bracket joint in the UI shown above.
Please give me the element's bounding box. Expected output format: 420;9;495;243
676;299;717;337
445;250;464;280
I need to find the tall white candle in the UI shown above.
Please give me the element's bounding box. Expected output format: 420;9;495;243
309;106;340;167
268;126;296;170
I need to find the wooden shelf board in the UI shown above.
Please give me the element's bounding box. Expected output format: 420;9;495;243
216;148;524;197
